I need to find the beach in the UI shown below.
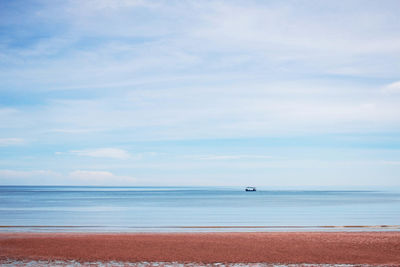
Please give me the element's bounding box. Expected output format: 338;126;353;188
1;232;400;265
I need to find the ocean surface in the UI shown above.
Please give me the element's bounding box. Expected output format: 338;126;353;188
1;186;399;232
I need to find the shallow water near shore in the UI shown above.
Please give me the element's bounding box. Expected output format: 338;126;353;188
1;186;399;232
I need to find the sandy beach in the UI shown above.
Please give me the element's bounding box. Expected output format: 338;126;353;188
1;232;400;265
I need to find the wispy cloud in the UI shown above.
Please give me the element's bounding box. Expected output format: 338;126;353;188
187;154;274;160
0;169;136;185
1;0;400;186
48;128;104;134
65;148;132;159
0;138;25;146
1;1;399;140
68;170;136;184
383;81;400;93
381;161;400;165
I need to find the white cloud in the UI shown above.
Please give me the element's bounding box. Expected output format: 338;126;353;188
196;2;400;55
383;81;400;93
49;128;103;134
3;80;400;142
2;0;399;95
1;0;400;186
68;148;132;159
69;170;136;185
381;161;400;165
0;138;25;146
188;155;274;160
0;169;136;185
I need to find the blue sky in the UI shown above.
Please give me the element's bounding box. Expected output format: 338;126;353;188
1;0;400;186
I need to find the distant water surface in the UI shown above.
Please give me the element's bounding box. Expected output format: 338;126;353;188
0;186;399;232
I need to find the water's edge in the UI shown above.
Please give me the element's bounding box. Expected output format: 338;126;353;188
0;259;383;267
1;225;400;233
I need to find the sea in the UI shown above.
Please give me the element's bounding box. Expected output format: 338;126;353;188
1;186;399;232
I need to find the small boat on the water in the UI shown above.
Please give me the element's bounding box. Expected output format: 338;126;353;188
245;187;256;192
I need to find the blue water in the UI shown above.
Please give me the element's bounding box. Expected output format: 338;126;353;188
1;186;399;232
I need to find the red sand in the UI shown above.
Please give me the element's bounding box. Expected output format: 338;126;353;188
1;232;400;265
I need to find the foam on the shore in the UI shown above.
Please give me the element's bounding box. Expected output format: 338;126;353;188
0;260;381;267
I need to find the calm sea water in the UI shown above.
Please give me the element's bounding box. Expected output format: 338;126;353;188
1;186;399;232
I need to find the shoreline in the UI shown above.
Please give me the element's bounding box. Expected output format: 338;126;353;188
1;232;400;265
1;224;399;232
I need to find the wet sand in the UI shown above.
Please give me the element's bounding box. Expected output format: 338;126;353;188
1;232;400;265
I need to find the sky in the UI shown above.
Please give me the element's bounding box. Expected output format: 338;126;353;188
0;0;400;186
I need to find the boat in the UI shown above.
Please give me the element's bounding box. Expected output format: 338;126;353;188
245;187;256;191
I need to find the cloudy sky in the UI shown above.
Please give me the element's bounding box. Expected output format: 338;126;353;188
1;0;400;186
